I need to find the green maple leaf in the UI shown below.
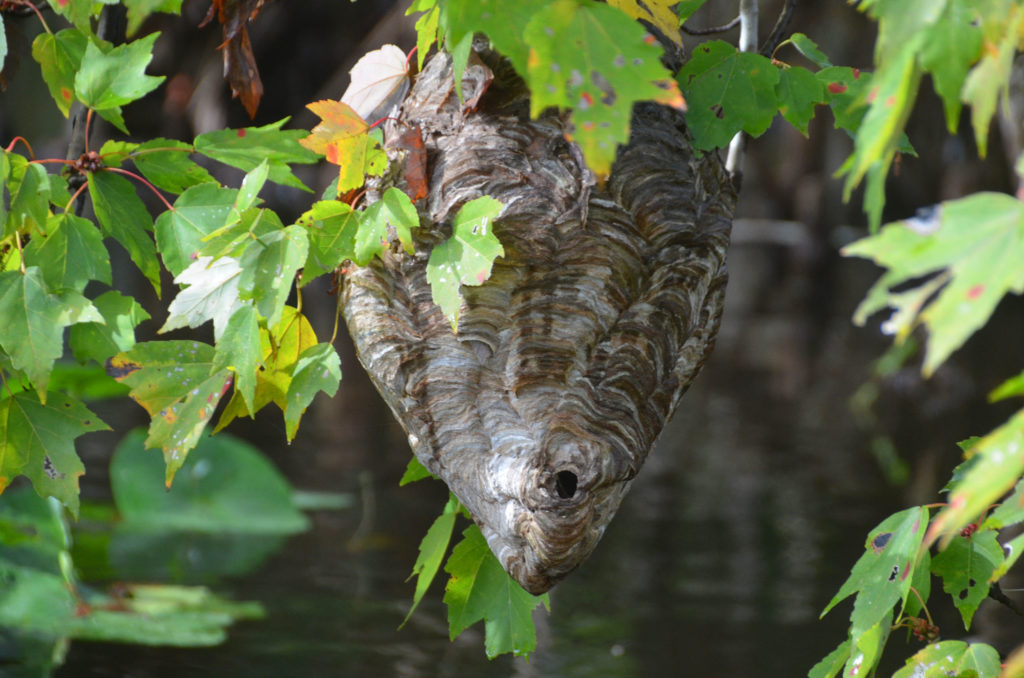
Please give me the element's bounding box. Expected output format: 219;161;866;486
24;213;111;293
0;268;93;400
892;641;1001;678
443;525;549;658
354;187;419;265
214;307;318;436
844;192;1024;375
524;0;685;175
194;118;319;192
155;183;240;277
108;340;233;484
931;529;1003;628
926;408;1024;548
160;256;244;340
919;0;983;132
132;138;215;194
237;225;309;328
32;29;89;116
775;65;827;135
212;305;262;414
283;342;341;440
88;170;161;295
402;494;459;626
821;507;929;639
121;0;183;36
6;159;50;237
426;196;504;329
677;40;781;151
295;200;361;283
69;290;151;364
0;391;109;516
74;33;165;133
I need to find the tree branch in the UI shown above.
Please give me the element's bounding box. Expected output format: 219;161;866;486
65;4;127;213
726;0;759;182
760;0;797;57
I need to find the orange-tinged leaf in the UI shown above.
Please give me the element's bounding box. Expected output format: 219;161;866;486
300;99;388;194
607;0;683;46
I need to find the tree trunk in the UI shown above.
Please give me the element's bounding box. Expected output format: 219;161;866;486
341;45;736;594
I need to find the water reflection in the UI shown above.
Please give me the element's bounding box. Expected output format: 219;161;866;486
55;229;1019;676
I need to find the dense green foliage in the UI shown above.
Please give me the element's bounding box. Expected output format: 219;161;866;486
1;0;1024;672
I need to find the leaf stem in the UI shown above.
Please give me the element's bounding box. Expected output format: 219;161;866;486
5;136;36;158
101;167;176;212
14;231;26;274
84;109;94;155
908;585;934;626
21;0;52;34
63;181;90;214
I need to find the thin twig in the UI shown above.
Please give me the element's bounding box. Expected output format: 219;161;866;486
726;0;759;180
760;0;798;57
681;16;740;36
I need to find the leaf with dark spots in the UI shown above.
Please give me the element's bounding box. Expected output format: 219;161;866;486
105;355;142;380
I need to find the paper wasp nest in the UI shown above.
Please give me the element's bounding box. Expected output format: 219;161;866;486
341;45;735;594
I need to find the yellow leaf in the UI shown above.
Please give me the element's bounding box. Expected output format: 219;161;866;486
300;99;388;193
607;0;683;46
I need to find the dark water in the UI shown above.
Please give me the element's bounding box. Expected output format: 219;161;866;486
52;230;1024;677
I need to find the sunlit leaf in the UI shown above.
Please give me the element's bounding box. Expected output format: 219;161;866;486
355;187;419;264
807;639;850;678
283;342;341;441
299;100;387;194
892;640;1001;678
426;196;504;329
524;0;685;174
0;391;108;515
844;193;1024;375
155;183;239;277
990;369;1024;403
607;0;682;45
399;456;434;486
160;256;244;340
214;307;318;433
821;506;928;640
212;305;261;414
108;341;233;484
842;613;890;678
926;408;1024;548
403;494;458;626
237;225;308;328
341;44;411;122
983;479;1024;530
69;290;151;365
919;0;983;132
295;200;360;282
443;524;549;658
194;119;319;191
931;529;1003;628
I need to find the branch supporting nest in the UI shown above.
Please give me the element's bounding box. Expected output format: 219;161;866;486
726;0;759;179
